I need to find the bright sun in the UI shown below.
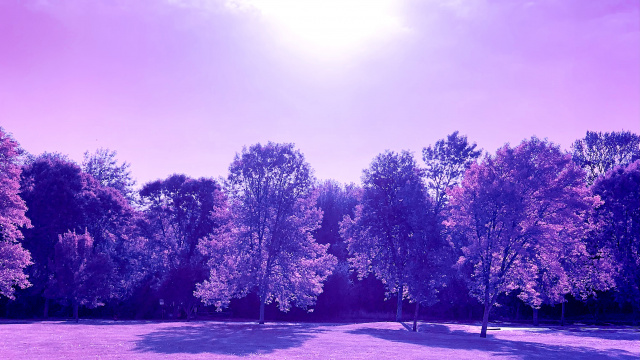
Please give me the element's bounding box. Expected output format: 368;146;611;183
228;0;406;60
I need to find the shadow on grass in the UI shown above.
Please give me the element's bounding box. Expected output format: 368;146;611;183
549;327;640;341
349;324;638;360
5;319;162;326
134;322;324;355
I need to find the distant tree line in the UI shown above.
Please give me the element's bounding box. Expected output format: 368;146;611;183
0;127;638;337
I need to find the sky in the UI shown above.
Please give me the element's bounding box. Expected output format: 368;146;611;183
1;0;639;186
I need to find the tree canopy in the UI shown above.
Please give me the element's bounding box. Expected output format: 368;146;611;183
196;142;335;323
0;128;32;299
571;131;640;185
341;150;442;322
138;174;225;318
83;148;136;201
591;160;640;313
447;138;599;337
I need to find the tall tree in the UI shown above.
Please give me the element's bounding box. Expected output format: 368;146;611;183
83;148;136;201
422;131;482;216
20;153;85;316
413;132;480;330
138;174;224;319
196;142;336;324
48;231;111;322
0;128;32;299
20;153;136;317
571;131;640;185
447;138;599;337
340;150;435;322
591;160;640;321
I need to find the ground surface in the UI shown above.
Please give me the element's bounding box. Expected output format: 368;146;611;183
0;320;638;359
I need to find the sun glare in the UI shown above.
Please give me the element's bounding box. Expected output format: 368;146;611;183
228;0;406;60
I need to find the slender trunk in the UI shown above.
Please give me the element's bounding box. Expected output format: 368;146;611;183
632;306;639;326
561;301;566;326
395;285;403;322
533;307;539;326
73;301;79;323
259;297;266;324
515;301;520;321
43;297;50;319
480;301;491;338
480;285;492;338
412;302;420;332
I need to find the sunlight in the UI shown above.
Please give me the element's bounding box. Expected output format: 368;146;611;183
228;0;406;60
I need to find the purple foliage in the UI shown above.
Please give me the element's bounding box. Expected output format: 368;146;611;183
83;148;136;201
572;131;640;185
196;143;336;323
0;127;32;299
447;137;602;337
591;160;640;312
48;231;111;321
138;174;225;318
20;153;138;316
341;150;447;322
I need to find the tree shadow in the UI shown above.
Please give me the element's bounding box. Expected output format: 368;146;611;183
25;319;159;326
543;327;640;341
348;324;638;360
133;322;324;355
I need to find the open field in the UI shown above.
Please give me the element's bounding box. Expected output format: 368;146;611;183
0;320;638;360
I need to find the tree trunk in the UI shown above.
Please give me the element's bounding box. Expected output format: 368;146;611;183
533;307;539;326
561;301;566;326
43;297;50;319
480;300;491;338
73;301;79;323
395;285;403;322
412;302;420;332
515;301;520;321
259;298;266;324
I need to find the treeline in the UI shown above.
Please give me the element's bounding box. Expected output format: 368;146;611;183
0;128;638;335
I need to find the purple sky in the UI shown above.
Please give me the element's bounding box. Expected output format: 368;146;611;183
1;0;638;186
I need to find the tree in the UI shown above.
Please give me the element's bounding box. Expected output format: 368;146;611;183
313;180;361;318
340;150;435;322
0;128;32;299
20;153;136;317
48;231;111;322
422;131;482;216
138;174;224;319
591;160;640;321
415;132;480;330
446;138;599;337
83;148;136;201
404;218;450;331
517;226;614;326
571;131;640;185
20;153;85;316
196;142;336;324
79;182;140;305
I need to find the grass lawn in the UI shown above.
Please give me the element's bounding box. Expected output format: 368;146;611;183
0;320;638;359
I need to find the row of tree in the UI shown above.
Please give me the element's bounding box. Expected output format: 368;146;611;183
0;127;638;337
